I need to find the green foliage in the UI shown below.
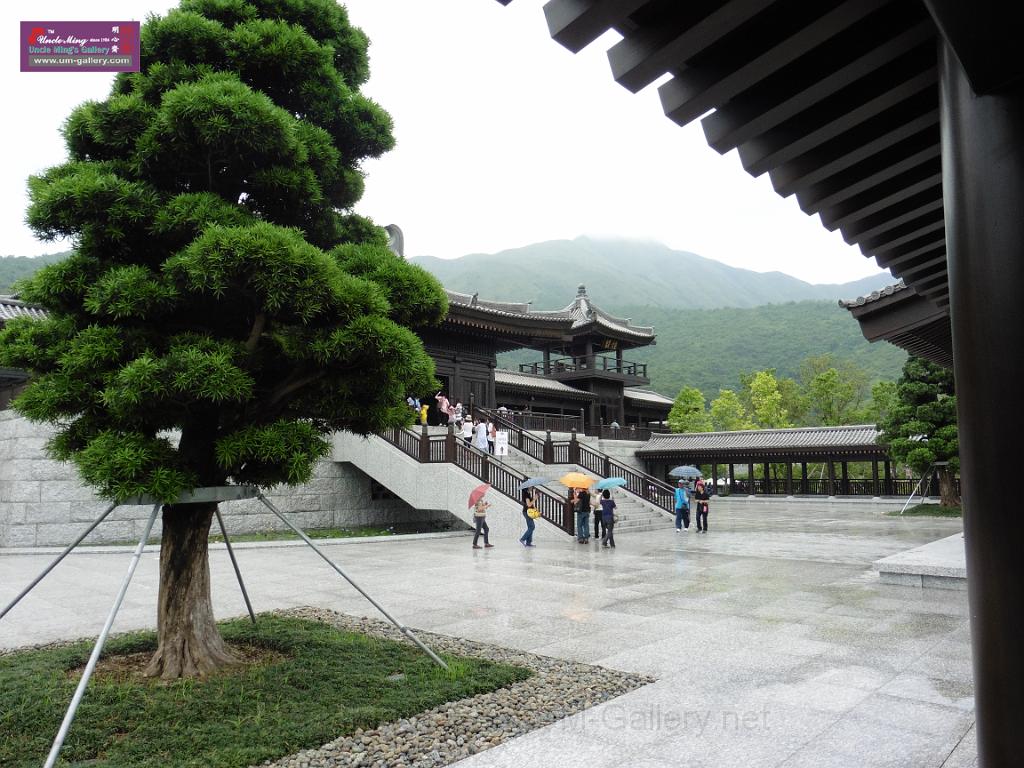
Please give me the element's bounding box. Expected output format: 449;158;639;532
748;370;791;429
0;615;531;768
668;386;712;432
710;389;753;431
878;356;959;475
0;0;446;503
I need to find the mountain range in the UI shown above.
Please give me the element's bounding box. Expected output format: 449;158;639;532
410;236;894;310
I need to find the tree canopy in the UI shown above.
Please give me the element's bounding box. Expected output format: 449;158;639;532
668;386;713;433
0;0;447;503
877;356;959;505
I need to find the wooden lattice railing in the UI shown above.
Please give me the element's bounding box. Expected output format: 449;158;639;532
475;408;676;515
377;426;574;534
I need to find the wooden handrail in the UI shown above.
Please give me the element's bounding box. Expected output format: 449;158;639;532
377;425;573;534
475;407;675;515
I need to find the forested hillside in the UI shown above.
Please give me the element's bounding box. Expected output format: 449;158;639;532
0;253;69;293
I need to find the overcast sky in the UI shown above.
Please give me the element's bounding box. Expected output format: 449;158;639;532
3;0;890;284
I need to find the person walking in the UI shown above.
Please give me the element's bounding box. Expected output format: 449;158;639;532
674;479;690;532
419;401;429;425
600;489;616;548
461;417;474;444
473;417;489;451
486;418;496;454
472;498;493;549
520;488;537;547
575;487;591;543
592;490;604;541
694;479;710;533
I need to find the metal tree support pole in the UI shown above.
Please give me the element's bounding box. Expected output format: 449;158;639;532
214;508;257;624
256;493;448;670
899;466;934;515
0;502;118;623
43;503;160;768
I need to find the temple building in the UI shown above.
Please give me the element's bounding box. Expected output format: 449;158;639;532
424;285;672;432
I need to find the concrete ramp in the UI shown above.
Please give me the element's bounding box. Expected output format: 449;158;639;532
332;432;541;542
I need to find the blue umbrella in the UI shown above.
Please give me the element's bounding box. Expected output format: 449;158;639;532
518;477;549;493
595;477;627;490
668;465;702;479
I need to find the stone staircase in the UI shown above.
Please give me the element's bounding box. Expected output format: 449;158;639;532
499;446;672;533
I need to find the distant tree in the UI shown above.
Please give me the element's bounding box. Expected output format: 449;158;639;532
748;370;791;429
668;386;712;433
864;380;898;425
710;389;753;431
777;375;807;426
0;0;446;678
878;357;960;506
800;354;870;425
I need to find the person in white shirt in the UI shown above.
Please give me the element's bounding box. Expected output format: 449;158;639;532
474;419;489;451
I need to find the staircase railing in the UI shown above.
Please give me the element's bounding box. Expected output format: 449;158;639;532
377;426;574;534
474;407;676;515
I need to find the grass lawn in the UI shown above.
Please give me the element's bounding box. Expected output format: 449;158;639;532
888;503;962;517
0;615;531;768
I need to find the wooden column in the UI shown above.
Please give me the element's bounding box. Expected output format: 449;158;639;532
872;459;880;496
800;462;808;494
712;463;719;494
826;458;836;496
763;462;770;494
841;461;849;495
747;462;754;495
728;463;735;494
785;462;793;496
884;460;892;495
937;36;1024;762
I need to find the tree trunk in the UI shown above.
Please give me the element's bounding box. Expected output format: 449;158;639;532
938;467;962;508
144;501;237;679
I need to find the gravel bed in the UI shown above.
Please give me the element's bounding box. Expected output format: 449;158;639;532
259;606;653;768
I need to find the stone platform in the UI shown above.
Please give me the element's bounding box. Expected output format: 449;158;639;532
874;533;967;590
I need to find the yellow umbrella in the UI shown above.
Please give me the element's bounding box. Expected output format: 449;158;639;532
559;472;595;488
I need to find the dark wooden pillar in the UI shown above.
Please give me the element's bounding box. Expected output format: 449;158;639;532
763;462;770;494
937;36;1024;764
841;461;849;495
871;459;880;496
785;462;793;496
826;458;835;497
728;463;735;494
884;459;892;495
800;462;808;495
747;462;754;495
712;463;718;495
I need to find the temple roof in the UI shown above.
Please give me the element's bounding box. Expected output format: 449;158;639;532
624;388;674;406
637;424;887;459
444;289;574;323
840;281;951;367
494;368;597;400
0;296;48;325
540;284;656;342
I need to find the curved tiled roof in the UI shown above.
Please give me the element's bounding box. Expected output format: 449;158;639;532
444;290;574;323
494;368;596;400
838;280;908;308
531;284;655;340
637;424;885;456
624;388;674;406
0;297;48;324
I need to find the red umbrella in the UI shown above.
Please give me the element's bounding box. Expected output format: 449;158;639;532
468;483;491;508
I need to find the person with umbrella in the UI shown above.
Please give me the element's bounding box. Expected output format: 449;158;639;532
674;479;691;533
593;477;625;540
599;489;617;548
560;473;594;543
518;478;546;547
468;483;494;549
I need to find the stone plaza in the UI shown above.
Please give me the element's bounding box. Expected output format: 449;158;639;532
0;499;974;767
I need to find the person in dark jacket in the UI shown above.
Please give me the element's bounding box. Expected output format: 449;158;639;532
520;488;537;547
575;487;591;542
694;479;710;533
600;490;616;548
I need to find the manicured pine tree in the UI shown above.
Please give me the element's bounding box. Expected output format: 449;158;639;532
0;0;447;678
877;356;960;507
